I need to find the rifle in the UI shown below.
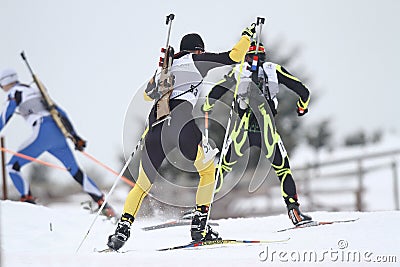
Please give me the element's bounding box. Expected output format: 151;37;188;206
20;51;77;145
153;14;175;126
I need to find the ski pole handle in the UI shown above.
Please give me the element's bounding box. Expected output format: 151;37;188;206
257;17;265;26
255;17;265;55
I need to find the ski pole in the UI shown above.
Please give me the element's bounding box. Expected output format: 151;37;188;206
202;111;210;163
204;111;209;143
201;110;219;164
203;60;245;230
0;147;68;171
250;17;265;72
1;137;7;200
251;17;270;101
255;17;265;56
75;137;142;253
80;151;135;187
0;145;136;187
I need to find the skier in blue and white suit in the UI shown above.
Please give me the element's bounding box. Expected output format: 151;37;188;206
0;68;115;216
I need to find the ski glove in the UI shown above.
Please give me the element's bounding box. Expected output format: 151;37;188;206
296;97;310;116
202;100;214;114
73;135;87;151
242;23;256;38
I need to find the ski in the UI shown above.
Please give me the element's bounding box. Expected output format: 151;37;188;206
95;248;118;253
142;220;219;231
158;237;290;251
95;237;290;253
276;218;360;232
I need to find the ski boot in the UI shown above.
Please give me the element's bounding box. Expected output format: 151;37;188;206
287;202;312;225
191;205;221;242
107;213;134;251
97;197;116;218
20;194;36;204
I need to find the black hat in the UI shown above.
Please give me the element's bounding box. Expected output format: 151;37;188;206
180;33;205;52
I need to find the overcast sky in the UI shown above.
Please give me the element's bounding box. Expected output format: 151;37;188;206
1;0;399;173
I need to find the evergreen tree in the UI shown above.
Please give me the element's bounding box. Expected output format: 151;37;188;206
305;119;332;153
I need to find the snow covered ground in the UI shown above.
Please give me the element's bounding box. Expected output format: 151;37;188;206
1;127;399;267
1;200;399;267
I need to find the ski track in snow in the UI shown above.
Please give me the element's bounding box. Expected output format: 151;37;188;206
1;201;399;267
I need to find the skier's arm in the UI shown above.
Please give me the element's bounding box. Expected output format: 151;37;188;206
229;34;252;62
276;65;310;115
56;105;87;150
0;91;21;131
202;68;237;112
193;37;251;77
193;25;254;77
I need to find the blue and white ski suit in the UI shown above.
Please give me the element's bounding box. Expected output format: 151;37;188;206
0;82;103;201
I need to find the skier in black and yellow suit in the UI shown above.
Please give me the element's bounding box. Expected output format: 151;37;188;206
107;24;256;251
203;41;312;226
